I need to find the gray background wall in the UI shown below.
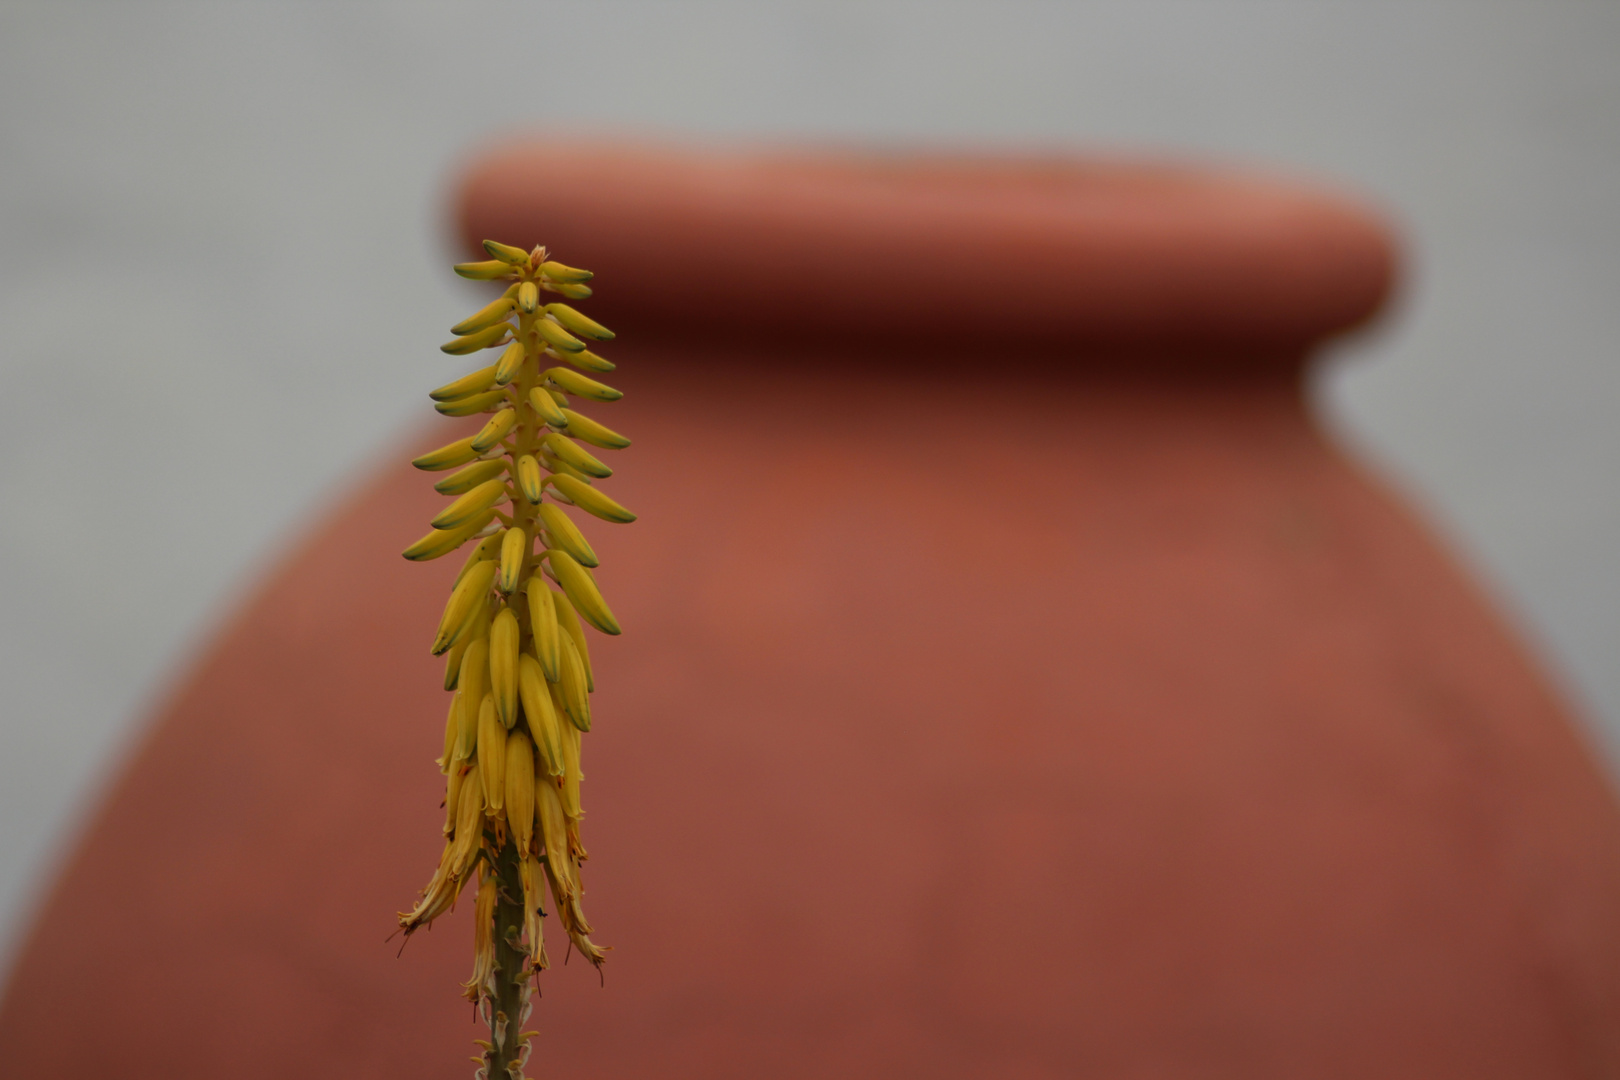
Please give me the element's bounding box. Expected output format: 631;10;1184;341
2;1;1617;970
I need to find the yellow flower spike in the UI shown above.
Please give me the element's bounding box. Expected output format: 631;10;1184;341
558;408;631;449
547;677;572;732
429;364;499;402
442;755;464;831
465;612;499;679
551;591;594;691
533;318;585;353
540;849;605;969
441;590;492;660
538;503;598;568
482;239;529;264
431;477;507;531
543;303;614;341
563;347;615;374
518;654;564;775
402;509;494;562
535;777;573;889
440;322;513;355
546;549;620;635
565;919;607;971
467;590;497;640
538;260;593;283
538;856;573;925
412;435;482;471
454;640;488;762
541;431;612;478
476;693;506;814
432;561;496;655
398;842;464;933
497;526;526;594
557;634;591;731
454;259;515;280
517;281;539;314
558;866;593;930
542;454;594;487
527;386;568;428
451;296;518;336
493;341;525;387
526;577;561;682
451;530;504;590
504;730;536;853
516;454;544;504
549;473;636;523
443;639;466;693
440;694;460;771
402;242;631;1073
453;693;476;767
446;761;484;875
470;407;517;452
520;855;549;972
463;872;498;1003
442;597;488;684
433;388;508;418
434;457;507;497
489;607;520;727
547;281;593;300
557;722;583;820
545;366;622;402
565;875;595;931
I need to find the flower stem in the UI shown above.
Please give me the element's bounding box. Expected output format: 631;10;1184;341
487;837;531;1079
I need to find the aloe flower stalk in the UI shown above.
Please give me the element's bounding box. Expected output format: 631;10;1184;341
397;240;634;1079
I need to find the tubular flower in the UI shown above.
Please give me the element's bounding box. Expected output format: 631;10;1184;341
397;241;631;1080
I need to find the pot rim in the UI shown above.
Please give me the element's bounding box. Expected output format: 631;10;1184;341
455;137;1398;357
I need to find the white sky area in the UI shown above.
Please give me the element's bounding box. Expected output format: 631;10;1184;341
1;1;1618;971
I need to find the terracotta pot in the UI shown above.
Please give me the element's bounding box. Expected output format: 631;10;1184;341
5;143;1620;1078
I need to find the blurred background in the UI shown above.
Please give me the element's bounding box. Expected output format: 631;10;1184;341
1;1;1617;976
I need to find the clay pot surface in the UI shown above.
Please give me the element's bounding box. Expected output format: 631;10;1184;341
4;143;1620;1078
